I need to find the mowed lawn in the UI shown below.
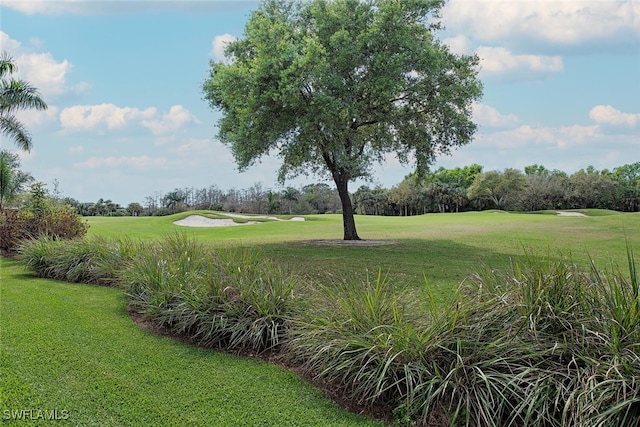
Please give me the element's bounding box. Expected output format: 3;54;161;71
1;210;638;425
0;259;383;426
88;210;640;303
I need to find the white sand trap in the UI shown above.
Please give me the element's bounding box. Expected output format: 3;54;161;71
173;214;306;227
557;211;586;217
174;215;259;227
224;213;305;222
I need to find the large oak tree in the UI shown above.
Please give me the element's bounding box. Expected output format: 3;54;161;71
203;0;482;240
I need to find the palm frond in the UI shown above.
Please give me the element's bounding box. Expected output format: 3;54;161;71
0;114;32;151
0;79;48;113
0;52;17;79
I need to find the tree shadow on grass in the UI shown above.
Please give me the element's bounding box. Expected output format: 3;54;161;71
258;239;538;306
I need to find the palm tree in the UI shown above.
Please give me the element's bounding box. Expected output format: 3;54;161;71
0;52;48;151
0;149;34;209
281;187;299;214
163;190;185;214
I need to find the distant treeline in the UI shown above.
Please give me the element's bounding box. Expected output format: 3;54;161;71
67;162;639;216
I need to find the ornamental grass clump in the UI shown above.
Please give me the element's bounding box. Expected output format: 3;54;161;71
286;252;639;427
414;250;640;427
286;270;436;416
18;235;136;286
17;236;66;278
122;233;300;353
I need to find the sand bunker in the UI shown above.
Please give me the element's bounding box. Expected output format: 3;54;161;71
173;215;257;227
556;211;587;217
173;214;305;227
224;213;305;221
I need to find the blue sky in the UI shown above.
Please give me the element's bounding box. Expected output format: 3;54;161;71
1;0;638;206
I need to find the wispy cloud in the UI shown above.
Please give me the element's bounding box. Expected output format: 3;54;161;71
472;103;520;128
442;0;639;53
141;105;200;136
2;0;260;16
477;46;563;79
589;105;639;128
0;31;91;99
74;155;167;170
172;138;214;154
211;33;237;62
442;31;564;81
59;104;157;133
59;103;199;137
15;105;59;130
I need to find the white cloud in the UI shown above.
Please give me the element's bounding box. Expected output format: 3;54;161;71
484;124;600;150
0;31;22;51
172;138;214;155
75;155;167;170
59;104;200;139
459;122;638;174
477;46;563;78
15;105;59;130
60;104;157;133
2;1;76;15
211;34;237;62
589;105;639;128
442;34;473;55
17;52;72;96
141;105;200;136
2;0;254;15
442;0;640;52
472;103;520;128
151;136;176;147
442;35;564;81
0;31;90;99
14;149;36;163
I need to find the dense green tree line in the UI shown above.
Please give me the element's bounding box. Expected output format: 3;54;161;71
3;161;638;217
355;162;639;215
138;183;342;217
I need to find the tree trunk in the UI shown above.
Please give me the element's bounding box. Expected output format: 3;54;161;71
333;174;360;240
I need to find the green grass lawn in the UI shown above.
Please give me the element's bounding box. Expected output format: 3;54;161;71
87;210;640;304
3;210;638;425
0;258;383;426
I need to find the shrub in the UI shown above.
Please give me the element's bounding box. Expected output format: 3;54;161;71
286;271;434;419
411;252;639;426
0;206;87;253
0;209;27;252
122;233;301;353
435;251;640;427
18;235;136;286
16;236;68;279
287;253;640;427
19;232;301;353
15;230;639;426
151;208;170;216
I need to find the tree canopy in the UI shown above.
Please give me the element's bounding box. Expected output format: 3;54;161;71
0;149;34;210
203;0;482;239
0;52;48;151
